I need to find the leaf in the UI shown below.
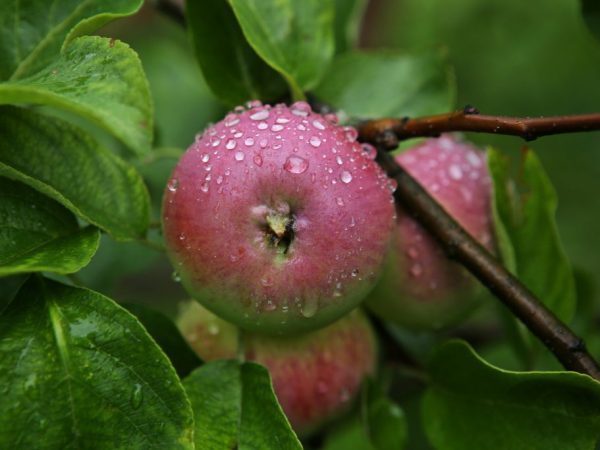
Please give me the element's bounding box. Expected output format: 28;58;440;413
0;177;100;276
0;36;153;155
229;0;335;100
487;148;576;322
323;418;375;450
186;0;286;106
365;382;408;450
0;0;143;81
0;275;28;314
0;277;194;449
423;340;600;450
123;303;203;378
183;360;302;450
334;0;368;53
314;50;455;119
0;106;150;240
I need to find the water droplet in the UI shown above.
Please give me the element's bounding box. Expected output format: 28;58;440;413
167;179;178;192
225;139;237;150
309;136;321;147
325;113;339;124
291;101;311;116
258;121;268;130
362;143;377;160
340;170;353;184
211;138;221;147
467;151;482;167
130;384;143;409
244;137;255;146
336;155;343;165
276;117;290;124
178;233;186;241
201;153;210;163
208;323;220;335
312;120;325;130
283;156;309;174
250;110;269;121
216;175;223;184
299;298;318;318
344;126;358;142
200;181;209;193
259;138;268;148
234;131;243;138
264;300;277;311
253;155;263;167
297;124;306;131
171;271;181;282
235;151;245;161
336;197;345;206
225;117;240;127
449;164;463;180
410;263;423;277
271;124;284;132
351;268;359;278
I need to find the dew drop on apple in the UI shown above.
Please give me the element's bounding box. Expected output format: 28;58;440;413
300;296;319;318
336;197;345;206
312;120;325;130
271;124;284;132
344;126;358;142
276;117;290;124
362;143;377;160
291;101;311;116
200;181;209;193
449;164;463;180
340;170;353;184
171;271;181;282
244;137;255;147
235;151;245;162
283;156;309;174
309;136;321;147
167;179;178;192
410;263;423;277
225;139;236;150
250;109;269;121
336;156;343;165
130;383;143;410
201;153;210;163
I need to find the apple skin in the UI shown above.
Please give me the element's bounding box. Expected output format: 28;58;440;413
163;101;395;335
366;135;495;330
177;301;377;437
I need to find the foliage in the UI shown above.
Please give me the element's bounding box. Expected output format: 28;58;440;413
1;0;599;449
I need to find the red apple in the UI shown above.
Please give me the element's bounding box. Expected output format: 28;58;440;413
178;301;377;437
163;101;395;335
366;135;495;330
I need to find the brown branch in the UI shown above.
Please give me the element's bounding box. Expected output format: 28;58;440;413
358;107;600;149
374;148;600;380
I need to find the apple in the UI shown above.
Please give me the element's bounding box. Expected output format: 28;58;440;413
366;135;495;330
163;101;395;335
177;301;377;437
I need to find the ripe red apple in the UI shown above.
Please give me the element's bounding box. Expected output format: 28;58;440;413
163;101;395;335
366;135;495;330
177;301;377;437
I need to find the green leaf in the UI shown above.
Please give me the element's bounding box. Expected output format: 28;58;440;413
183;360;302;450
0;275;28;314
186;0;286;105
323;418;375;450
334;0;368;53
0;106;150;240
365;382;408;450
314;50;455;119
229;0;335;100
487;148;576;322
0;0;143;81
0;277;194;449
0;178;100;276
423;340;600;450
123;303;203;378
0;36;153;154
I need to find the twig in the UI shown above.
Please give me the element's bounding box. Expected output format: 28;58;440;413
358;107;600;149
375;148;600;380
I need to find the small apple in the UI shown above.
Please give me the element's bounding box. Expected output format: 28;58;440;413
366;135;495;330
177;301;377;437
163;101;395;335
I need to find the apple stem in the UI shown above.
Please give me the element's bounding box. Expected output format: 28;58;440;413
357;107;600;149
374;147;600;380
